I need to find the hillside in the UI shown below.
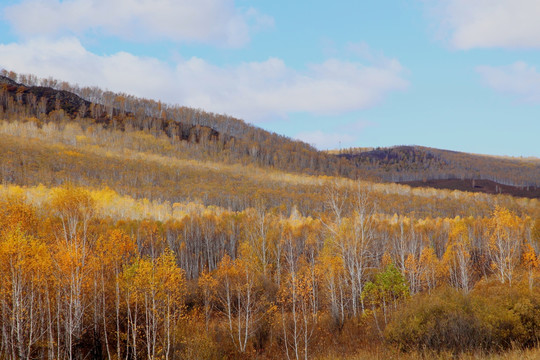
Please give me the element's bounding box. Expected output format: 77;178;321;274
3;72;538;200
334;145;540;198
0;71;539;360
1;73;359;180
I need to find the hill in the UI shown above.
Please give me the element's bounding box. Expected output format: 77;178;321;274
1;72;537;216
333;145;540;198
1;73;359;180
3;72;538;199
0;70;539;360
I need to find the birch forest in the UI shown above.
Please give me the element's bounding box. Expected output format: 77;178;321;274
0;71;539;359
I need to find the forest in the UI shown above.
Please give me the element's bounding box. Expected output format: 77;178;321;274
334;146;540;190
0;71;539;359
2;70;539;190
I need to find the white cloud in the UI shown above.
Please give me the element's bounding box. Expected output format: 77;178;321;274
346;42;391;65
0;38;407;122
4;0;271;47
425;0;540;49
179;56;407;120
477;61;540;102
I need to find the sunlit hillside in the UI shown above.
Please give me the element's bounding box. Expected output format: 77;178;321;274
0;71;539;359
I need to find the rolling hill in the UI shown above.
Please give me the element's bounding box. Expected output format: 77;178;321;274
0;70;539;360
333;145;540;198
2;73;539;200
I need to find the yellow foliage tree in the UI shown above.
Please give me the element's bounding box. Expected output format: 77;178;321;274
487;207;523;285
522;243;539;290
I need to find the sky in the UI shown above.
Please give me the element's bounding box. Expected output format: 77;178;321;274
0;0;539;157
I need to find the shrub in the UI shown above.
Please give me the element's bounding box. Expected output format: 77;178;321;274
385;288;490;352
385;284;540;353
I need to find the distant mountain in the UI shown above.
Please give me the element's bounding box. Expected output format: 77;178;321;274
333;146;540;198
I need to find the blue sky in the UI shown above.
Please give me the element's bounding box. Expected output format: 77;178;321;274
0;0;539;157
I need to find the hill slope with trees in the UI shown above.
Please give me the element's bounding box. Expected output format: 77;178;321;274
4;70;538;198
0;70;539;359
334;146;540;197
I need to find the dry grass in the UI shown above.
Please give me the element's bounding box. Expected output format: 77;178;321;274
316;347;540;360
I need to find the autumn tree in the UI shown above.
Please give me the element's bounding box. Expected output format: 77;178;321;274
487;207;523;285
93;229;136;359
522;243;539;291
197;268;218;332
279;257;319;360
213;243;267;354
442;219;473;292
50;185;96;360
418;247;439;293
317;241;346;328
0;226;52;360
325;185;376;316
122;250;185;360
243;205;277;278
